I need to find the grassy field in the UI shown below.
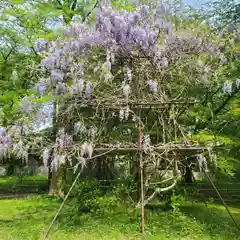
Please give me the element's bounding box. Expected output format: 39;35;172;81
0;195;239;240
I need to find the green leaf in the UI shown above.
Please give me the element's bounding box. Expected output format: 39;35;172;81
37;32;54;41
36;95;52;104
3;9;19;16
0;16;9;21
10;0;24;4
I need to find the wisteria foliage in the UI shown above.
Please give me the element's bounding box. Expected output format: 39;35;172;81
38;7;223;102
1;5;237;171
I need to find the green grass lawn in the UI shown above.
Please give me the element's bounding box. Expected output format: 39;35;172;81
0;176;47;184
0;195;239;240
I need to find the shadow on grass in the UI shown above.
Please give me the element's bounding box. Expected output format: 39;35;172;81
58;204;203;239
179;204;240;239
0;219;15;224
15;198;240;240
1;195;240;240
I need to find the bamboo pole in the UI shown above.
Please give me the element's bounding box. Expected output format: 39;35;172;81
43;149;114;238
204;170;240;232
138;122;145;234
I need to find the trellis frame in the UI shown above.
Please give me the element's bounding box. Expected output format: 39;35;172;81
43;99;205;236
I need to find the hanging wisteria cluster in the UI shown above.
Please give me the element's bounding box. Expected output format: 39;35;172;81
0;125;29;162
0;127;12;160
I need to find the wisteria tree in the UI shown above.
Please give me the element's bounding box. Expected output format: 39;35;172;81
35;4;230;194
1;3;237;198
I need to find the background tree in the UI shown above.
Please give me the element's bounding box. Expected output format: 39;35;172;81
187;0;240;178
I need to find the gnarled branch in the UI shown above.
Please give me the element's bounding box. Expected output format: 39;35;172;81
137;179;177;208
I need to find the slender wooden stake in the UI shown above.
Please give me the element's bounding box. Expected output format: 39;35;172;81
43;149;114;238
44;168;83;239
138;122;145;234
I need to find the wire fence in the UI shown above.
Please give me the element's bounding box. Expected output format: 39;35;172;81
0;177;240;204
181;182;240;204
0;179;48;196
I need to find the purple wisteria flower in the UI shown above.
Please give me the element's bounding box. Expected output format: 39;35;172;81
37;6;174;97
88;126;98;138
37;85;47;95
148;80;158;93
51;153;58;171
130;13;140;26
0;127;12;158
41;55;57;71
126;68;132;82
55;83;68;95
148;32;156;46
236;79;240;89
69;39;82;52
122;83;131;100
0;127;5;137
35;80;48;96
63;27;72;36
51;69;64;84
73;79;85;96
43;149;50;167
77;62;84;76
74;122;86;135
132;27;147;44
20;96;34;112
5;135;12;148
85;82;94;98
160;57;168;68
155;19;165;29
36;39;49;53
0;144;8;159
223;81;232;94
63;23;89;37
138;5;149;18
95;7;161;51
219;53;227;65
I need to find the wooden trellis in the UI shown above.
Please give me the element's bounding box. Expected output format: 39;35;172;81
43;98;205;238
55;98;205;234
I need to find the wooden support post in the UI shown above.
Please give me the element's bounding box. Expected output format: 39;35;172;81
138;123;145;234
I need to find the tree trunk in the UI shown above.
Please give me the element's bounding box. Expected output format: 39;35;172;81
49;166;64;197
49;168;58;196
48;101;66;196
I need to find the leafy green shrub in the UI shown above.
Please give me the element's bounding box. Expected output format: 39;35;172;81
168;191;187;211
68;180;120;215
